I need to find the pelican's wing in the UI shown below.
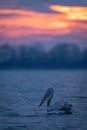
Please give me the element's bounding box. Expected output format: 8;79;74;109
47;101;63;111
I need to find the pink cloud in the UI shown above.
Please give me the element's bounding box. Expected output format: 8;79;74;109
0;5;87;44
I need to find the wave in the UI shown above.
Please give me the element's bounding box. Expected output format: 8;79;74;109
75;96;87;99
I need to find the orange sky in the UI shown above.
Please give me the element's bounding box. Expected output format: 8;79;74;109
0;5;87;44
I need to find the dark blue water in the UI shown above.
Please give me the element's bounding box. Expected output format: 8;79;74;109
0;70;87;130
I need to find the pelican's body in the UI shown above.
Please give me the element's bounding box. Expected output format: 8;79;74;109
38;88;72;114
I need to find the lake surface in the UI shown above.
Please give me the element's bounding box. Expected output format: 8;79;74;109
0;70;87;130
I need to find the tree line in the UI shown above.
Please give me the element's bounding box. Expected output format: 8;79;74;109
0;43;87;69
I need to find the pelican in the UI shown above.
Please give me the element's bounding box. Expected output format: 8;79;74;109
38;88;72;114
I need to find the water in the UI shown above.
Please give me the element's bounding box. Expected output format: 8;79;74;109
0;70;87;130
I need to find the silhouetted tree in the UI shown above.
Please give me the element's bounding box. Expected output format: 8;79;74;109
81;49;87;68
0;43;87;69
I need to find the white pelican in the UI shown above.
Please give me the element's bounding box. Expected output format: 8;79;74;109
38;88;72;114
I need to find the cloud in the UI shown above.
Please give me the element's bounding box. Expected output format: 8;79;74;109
0;0;87;12
50;5;87;21
0;4;87;44
0;8;71;36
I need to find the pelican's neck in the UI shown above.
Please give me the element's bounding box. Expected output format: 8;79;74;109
44;87;54;107
47;94;53;107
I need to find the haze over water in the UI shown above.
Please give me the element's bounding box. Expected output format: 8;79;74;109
0;70;87;130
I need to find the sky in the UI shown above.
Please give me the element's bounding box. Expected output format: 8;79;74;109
0;0;87;48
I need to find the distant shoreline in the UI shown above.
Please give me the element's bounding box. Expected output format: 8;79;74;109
0;44;87;70
0;67;87;70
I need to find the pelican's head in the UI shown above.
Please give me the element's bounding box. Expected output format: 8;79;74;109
38;87;54;107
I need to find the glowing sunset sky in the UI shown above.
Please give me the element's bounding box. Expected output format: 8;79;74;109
0;0;87;47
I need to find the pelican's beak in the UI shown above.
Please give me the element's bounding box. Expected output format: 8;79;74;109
38;91;50;107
